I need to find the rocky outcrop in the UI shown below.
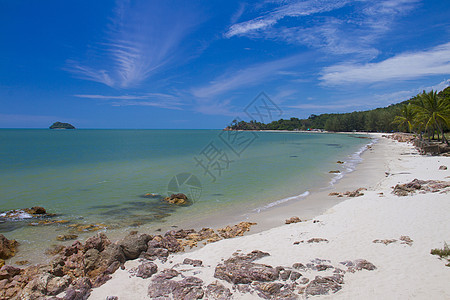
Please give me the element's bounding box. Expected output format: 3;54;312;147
295;238;329;245
118;231;151;260
217;222;257;239
328;188;366;198
214;250;278;284
136;261;158;279
183;258;203;267
285;217;302;224
373;235;413;246
205;281;232;299
0;235;19;261
385;133;416;143
0;206;54;222
147;273;204;299
305;275;343;296
0;221;258;299
163;193;190;206
57;234;78;241
392;179;450;196
384;133;450;155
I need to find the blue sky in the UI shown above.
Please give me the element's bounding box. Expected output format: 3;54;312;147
1;0;449;129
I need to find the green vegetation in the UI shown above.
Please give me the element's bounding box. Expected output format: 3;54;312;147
228;87;450;139
49;122;76;129
431;242;450;267
411;90;449;143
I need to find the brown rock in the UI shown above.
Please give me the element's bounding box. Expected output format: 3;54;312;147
47;275;71;295
285;217;302;224
399;235;413;246
292;263;306;270
136;262;157;279
353;259;376;271
142;247;169;261
336;161;344;164
45;245;66;256
373;239;397;245
150;235;184;253
15;260;29;266
63;277;92;300
392;178;450;196
183;258;203;267
439;165;447;170
68;223;107;232
255;282;284;298
329;170;341;173
148;275;204;299
24;206;47;215
0;234;19;260
205;281;232;299
153;269;180;280
92;274;112;288
57;234;78;241
0;265;22;280
279;270;291;280
84;233;111;252
104;261;121;275
163;193;190;205
29;219;70;226
290;271;302;281
83;249;100;272
100;244;126;267
305;276;342;296
214;250;278;284
307;238;328;243
118;232;152;260
217;222;256;239
173;276;205;299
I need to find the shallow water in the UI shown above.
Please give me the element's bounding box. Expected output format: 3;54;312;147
0;129;369;264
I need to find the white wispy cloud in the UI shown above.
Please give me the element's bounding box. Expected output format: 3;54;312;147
225;0;419;57
225;0;351;38
320;42;450;85
288;78;450;113
369;79;450;105
192;54;307;99
74;93;184;110
67;0;203;89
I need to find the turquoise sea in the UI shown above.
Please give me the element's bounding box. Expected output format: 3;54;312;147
0;129;370;263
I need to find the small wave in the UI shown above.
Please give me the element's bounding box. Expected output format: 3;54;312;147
0;210;33;221
329;138;378;186
253;191;310;213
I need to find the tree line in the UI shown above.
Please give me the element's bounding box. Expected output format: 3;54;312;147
228;87;450;141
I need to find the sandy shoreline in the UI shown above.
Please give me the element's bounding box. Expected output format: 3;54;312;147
88;135;450;299
151;132;377;236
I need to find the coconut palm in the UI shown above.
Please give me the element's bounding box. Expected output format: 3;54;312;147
392;103;416;133
412;90;450;143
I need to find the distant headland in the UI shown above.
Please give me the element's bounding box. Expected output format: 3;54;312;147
49;122;75;129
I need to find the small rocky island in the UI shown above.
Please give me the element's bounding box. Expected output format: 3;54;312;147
49;122;75;129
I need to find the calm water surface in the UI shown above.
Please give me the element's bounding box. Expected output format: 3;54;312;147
0;129;369;263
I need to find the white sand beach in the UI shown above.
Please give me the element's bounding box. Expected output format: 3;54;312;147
89;135;450;299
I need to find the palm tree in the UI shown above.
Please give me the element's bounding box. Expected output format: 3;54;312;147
392;103;416;133
412;90;450;143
